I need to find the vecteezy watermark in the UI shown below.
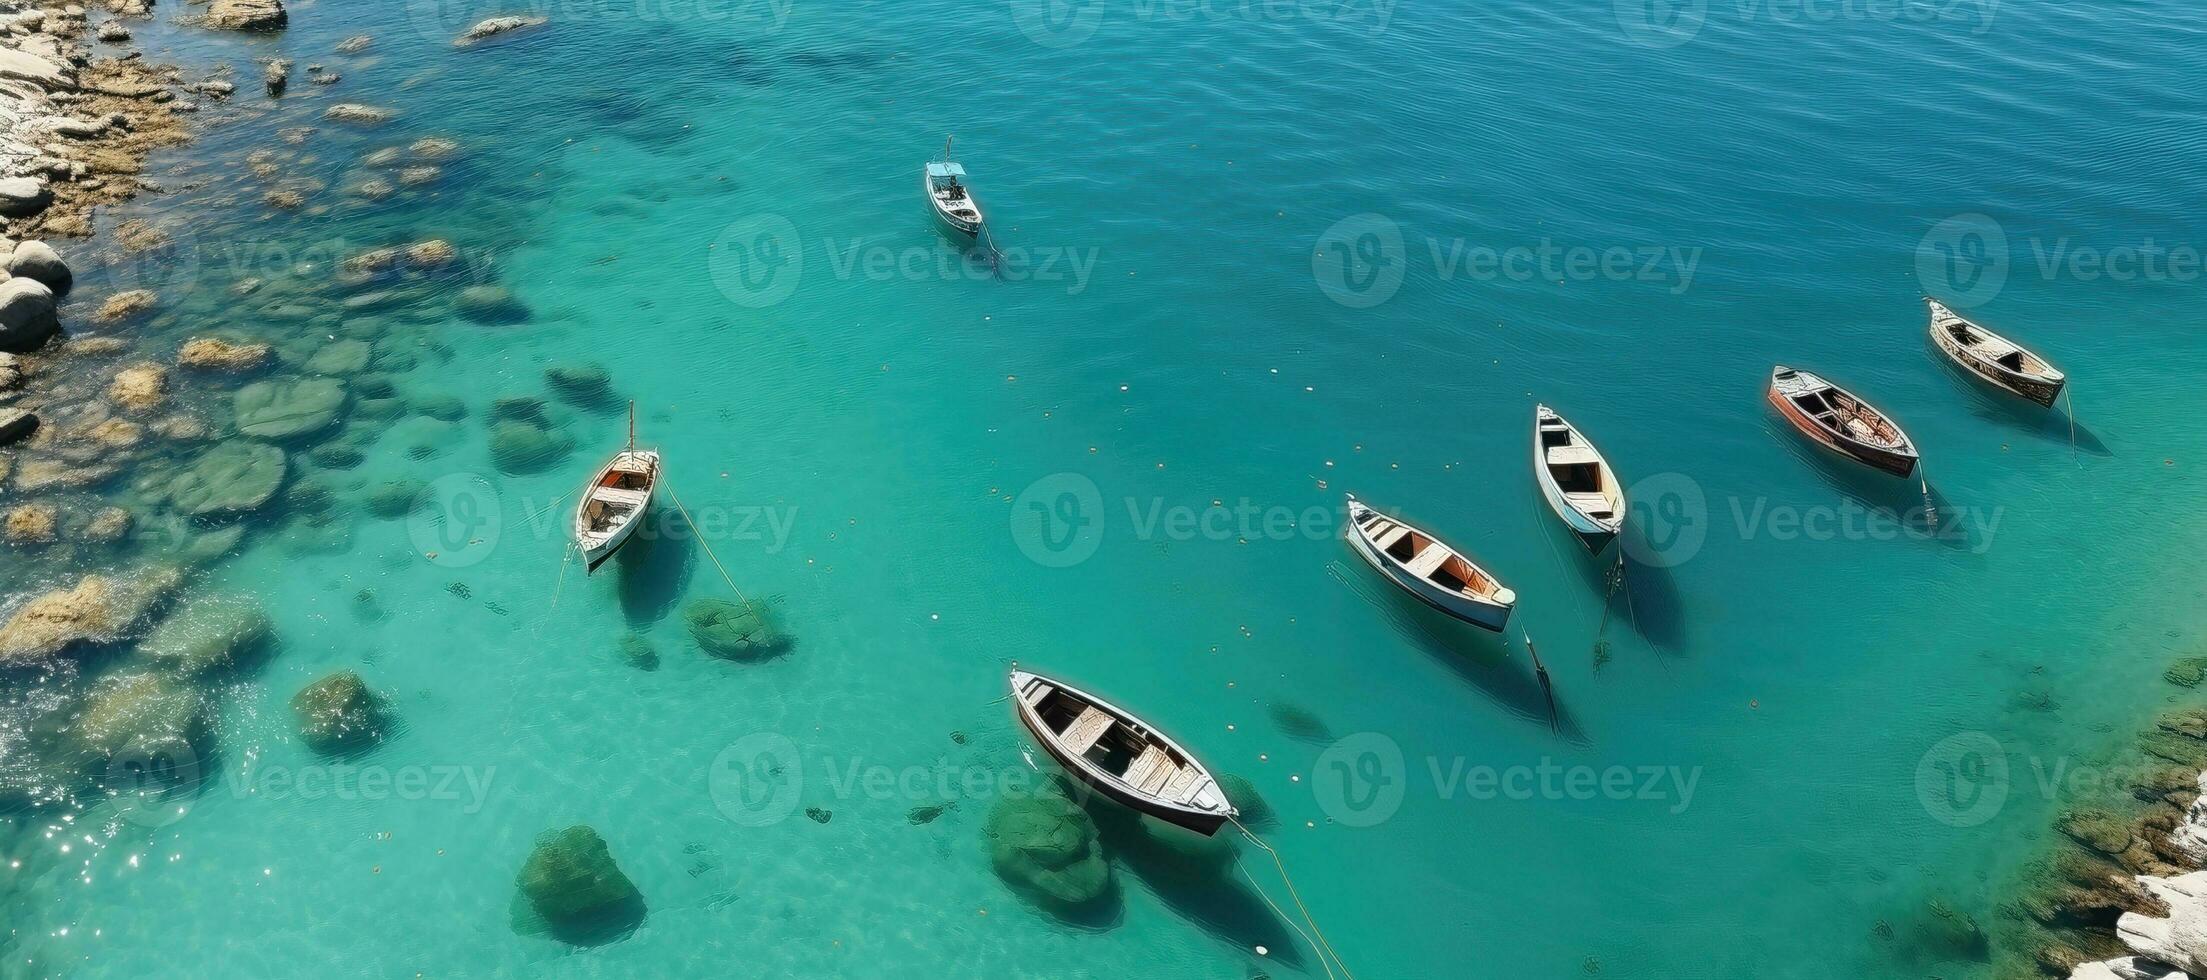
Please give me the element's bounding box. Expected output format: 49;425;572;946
1918;212;2204;306
103;748;499;829
1007;474;1366;568
1615;0;1999;49
409;473;504;568
401;0;794;46
1620;471;1709;569
708;214;1102;307
1312;213;1704;308
1312;732;1703;827
1725;496;2001;553
1917;730;2207;829
1010;0;1397;49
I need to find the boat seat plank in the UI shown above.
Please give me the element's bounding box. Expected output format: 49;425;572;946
1060;707;1115;755
1125;744;1175;793
1564;491;1613;518
1546;444;1602;466
1372;525;1411;550
1403;546;1452;578
1161;766;1203;801
592;487;648;507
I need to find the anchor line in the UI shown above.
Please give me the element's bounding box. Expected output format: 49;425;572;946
1227;814;1355;980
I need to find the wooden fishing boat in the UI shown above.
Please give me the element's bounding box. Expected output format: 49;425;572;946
1010;669;1237;836
573;404;660;574
1344;497;1516;631
924;137;982;236
1925;298;2065;407
1533;404;1624;552
1767;366;1919;478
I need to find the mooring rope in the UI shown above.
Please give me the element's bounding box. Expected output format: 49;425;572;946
2065;386;2080;466
666;484;762;619
1227;814;1356;980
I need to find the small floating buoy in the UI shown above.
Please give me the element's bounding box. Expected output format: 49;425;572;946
1255;946;1269;956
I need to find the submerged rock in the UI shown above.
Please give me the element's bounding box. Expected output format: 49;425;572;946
984;782;1115;916
179;336;271;372
414;394;467;422
683;599;790;661
95;289;158;323
324;103;394;126
489;421;572;474
234;377;346;440
456;15;547;47
617;633;658;671
2167;657;2207;689
0;406;35;445
0;567;183;665
455;284;529;324
139;596;273;676
305;339;373;375
335;34;373;54
291;671;391;755
5;503;58;544
546;363;615;408
73;672;206;763
363;479;426;518
163;442;287;516
108;363;168;411
516;825;645;944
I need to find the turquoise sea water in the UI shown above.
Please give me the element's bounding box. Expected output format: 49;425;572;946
6;1;2207;976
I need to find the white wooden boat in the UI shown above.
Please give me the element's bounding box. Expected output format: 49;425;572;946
1344;497;1516;631
1926;298;2065;407
1767;365;1919;478
1010;669;1237;836
924;137;982;236
1533;404;1624;552
573;404;660;574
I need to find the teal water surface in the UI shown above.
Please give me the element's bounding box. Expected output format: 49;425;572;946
5;1;2207;977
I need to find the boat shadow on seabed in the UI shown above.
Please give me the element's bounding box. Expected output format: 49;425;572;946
1076;790;1310;974
1933;355;2111;456
1333;562;1589;744
614;510;698;627
1766;417;1979;554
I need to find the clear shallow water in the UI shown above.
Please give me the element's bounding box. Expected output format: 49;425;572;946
5;1;2207;977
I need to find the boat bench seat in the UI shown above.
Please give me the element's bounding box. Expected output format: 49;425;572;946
1126;744;1179;795
1371;525;1411;551
1060;707;1115;755
593;486;649;508
1564;492;1613;519
1403;546;1452;579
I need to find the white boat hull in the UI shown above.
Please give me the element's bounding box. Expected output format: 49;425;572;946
1344;503;1514;632
1532;405;1624;553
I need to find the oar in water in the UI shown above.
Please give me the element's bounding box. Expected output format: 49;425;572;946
1520;629;1559;734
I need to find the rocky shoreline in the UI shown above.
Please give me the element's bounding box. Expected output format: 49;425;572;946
2004;659;2207;978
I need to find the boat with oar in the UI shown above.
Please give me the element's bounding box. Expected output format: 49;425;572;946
1344;496;1516;631
1925;298;2066;407
573;403;660;573
1533;404;1625;552
924;136;982;236
1010;669;1237;836
1767;365;1920;478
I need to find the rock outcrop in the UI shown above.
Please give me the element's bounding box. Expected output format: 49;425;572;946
0;277;59;352
0;567;183;665
201;0;287;31
290;671;390;755
515;826;646;944
455;15;547;47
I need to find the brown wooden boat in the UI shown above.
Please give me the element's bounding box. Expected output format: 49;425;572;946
1767;366;1919;478
1010;669;1236;836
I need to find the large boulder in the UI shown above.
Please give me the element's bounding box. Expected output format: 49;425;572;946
203;0;287;31
516;825;644;944
290;671;391;755
0;176;51;218
0;406;36;445
0;277;59;352
163;442;287;516
983;782;1114;915
545;363;614;408
305;339;372;375
7;241;72;295
234;378;346;440
683;599;790;661
2116;872;2207;977
0;567;184;665
139;596;273;676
